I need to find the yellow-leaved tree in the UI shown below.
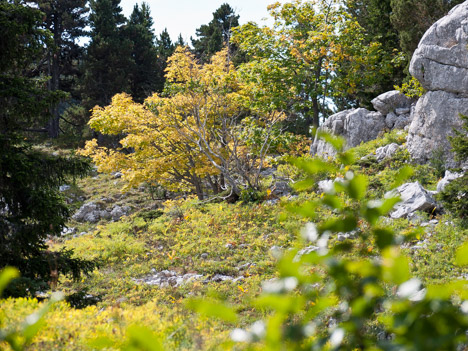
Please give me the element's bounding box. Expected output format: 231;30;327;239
80;47;289;200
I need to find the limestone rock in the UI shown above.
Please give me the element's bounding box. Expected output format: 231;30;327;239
436;170;464;192
371;90;415;116
311;108;385;157
407;91;468;167
375;143;400;162
409;2;468;94
389;182;438;219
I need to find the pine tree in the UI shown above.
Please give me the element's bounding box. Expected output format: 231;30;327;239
154;28;175;93
33;0;89;138
124;2;159;102
0;1;94;296
390;0;464;59
81;0;133;110
191;3;240;63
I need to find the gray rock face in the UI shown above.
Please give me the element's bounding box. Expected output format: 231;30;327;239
407;91;468;167
72;201;130;223
407;2;468;167
375;143;400;162
436;170;464;192
311;108;386;157
372;90;415;116
389;182;438;219
409;3;468;94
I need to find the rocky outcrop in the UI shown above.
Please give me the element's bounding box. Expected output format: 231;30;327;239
311;108;386;157
408;2;468;167
389;182;438;219
436;170;464;192
409;3;468;94
311;91;414;157
375;143;400;162
72;201;131;223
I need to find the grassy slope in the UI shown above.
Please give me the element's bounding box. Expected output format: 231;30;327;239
1;131;467;350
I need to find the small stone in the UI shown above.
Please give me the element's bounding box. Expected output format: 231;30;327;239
201;253;208;259
59;185;70;192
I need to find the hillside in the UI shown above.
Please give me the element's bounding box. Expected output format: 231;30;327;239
1;128;467;349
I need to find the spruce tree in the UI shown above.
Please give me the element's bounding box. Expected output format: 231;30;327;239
154;28;175;93
33;0;89;138
191;3;240;63
390;0;465;59
81;0;133;110
124;2;159;102
0;1;94;296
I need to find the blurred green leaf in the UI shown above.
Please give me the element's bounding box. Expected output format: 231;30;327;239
382;248;410;284
391;166;414;189
289;157;337;175
374;228;394;250
0;267;19;295
88;336;115;349
316;131;345;151
123;325;163;351
186;299;237;322
455;241;468;266
348;174;367;200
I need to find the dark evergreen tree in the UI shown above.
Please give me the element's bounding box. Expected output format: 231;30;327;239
33;0;89;138
342;0;405;108
390;0;464;59
154;28;175;93
191;3;240;63
124;2;159;102
81;0;133;109
175;33;186;48
0;1;94;297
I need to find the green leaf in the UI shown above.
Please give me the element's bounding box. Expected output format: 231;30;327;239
455;241;468;266
88;336;115;349
186;299;237;322
317;131;345;151
391;166;414;189
348;174;367;200
382;248;410;284
373;228;394;250
289;157;337;175
0;267;19;295
123;325;163;351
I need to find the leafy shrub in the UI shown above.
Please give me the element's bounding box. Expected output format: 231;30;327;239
440;114;468;223
208;135;468;350
239;188;266;203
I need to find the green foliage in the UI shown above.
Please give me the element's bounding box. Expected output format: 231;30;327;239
239;188;266;204
81;0;134;109
191;3;241;63
0;267;63;351
226;135;468;350
232;0;402;130
0;1;96;296
440;114;468;222
395;76;425;98
390;0;465;59
124;3;161;102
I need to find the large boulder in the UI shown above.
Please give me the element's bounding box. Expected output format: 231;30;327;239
311;108;385;157
407;91;468;167
407;2;468;167
436;170;464;192
409;3;468;94
371;90;414;116
389;182;438;219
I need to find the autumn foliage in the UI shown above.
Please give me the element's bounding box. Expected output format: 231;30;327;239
80;47;298;200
